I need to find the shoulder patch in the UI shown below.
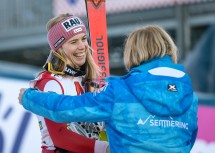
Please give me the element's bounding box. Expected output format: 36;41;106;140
167;84;177;92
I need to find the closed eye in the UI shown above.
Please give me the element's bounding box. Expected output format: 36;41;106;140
82;36;87;41
70;40;77;44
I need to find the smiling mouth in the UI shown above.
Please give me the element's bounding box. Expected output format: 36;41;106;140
74;52;85;57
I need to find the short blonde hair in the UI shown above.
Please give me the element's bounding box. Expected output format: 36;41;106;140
124;25;177;71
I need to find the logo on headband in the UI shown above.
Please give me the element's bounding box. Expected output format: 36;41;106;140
54;36;65;48
62;17;83;32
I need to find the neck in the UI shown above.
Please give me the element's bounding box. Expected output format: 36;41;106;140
64;65;86;76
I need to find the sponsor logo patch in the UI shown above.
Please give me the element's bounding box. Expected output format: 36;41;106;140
74;27;83;33
54;36;65;48
168;84;177;92
91;0;102;8
61;17;83;32
38;121;43;130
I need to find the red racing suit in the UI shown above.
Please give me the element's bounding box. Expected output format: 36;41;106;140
30;71;108;153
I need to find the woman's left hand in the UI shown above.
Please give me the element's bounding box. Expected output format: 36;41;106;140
18;88;27;105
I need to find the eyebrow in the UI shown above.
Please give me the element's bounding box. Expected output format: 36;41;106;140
69;35;87;42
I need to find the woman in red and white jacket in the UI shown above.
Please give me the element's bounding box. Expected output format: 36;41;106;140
30;13;109;153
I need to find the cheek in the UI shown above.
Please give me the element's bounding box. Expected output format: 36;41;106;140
84;41;89;45
84;42;89;50
63;45;76;56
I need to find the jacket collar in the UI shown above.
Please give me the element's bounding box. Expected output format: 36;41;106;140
130;56;172;74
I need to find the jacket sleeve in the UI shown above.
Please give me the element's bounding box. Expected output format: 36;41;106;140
35;78;109;153
22;83;114;123
44;118;95;153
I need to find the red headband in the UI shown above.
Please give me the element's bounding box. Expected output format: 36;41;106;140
47;16;87;50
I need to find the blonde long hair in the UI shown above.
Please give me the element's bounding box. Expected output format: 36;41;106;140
46;13;100;80
124;25;177;71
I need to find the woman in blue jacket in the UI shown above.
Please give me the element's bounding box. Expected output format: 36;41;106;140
18;25;198;153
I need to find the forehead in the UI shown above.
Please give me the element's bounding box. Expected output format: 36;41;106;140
67;33;87;41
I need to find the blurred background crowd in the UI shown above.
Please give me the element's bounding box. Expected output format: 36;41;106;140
0;0;215;153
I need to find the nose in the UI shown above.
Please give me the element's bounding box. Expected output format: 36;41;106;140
78;40;86;50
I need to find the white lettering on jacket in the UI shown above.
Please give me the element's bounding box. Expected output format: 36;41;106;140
137;116;189;130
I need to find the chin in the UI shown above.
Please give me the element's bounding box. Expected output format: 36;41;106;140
76;61;86;67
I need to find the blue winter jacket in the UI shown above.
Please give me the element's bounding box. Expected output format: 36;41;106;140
22;56;198;153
